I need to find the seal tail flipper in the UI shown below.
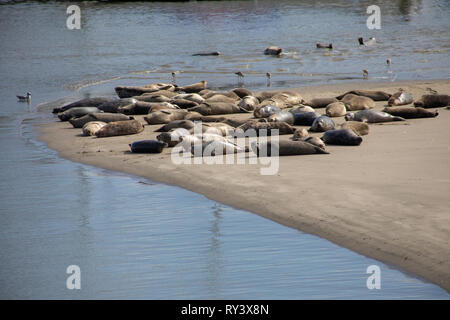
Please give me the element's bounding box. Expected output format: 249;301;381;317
315;146;330;154
393;116;406;121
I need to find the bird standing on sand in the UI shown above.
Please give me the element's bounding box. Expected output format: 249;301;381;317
266;72;271;87
17;92;31;102
363;69;369;79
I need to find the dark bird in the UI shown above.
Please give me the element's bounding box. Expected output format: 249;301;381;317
235;71;244;83
17;92;31;102
316;43;333;49
363;69;369;79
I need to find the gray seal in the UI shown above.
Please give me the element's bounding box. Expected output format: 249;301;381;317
58;107;102;121
95;119;144;138
382;106;438;119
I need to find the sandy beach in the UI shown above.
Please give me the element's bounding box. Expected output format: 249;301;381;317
38;79;450;292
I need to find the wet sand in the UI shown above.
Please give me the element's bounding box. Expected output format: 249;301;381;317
38;79;450;292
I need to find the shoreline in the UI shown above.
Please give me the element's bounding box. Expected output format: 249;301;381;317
37;79;450;292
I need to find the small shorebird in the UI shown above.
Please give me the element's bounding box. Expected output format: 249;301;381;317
362;69;369;79
235;71;244;80
171;71;179;84
386;58;391;66
266;72;271;86
17;92;31;102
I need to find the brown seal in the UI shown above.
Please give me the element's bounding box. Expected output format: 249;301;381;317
95;119;144;137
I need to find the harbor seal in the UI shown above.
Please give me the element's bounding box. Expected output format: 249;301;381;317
238;96;259;111
82;121;107;136
52;97;114;114
115;83;175;98
306;98;338;109
129;140;167;153
291;128;309;140
194;122;235;136
325;102;347;117
268;111;295;125
205;95;238;104
382;106;438;119
172;93;205;104
340;94;375;111
414;94;450;108
233;88;254;98
190;140;246;157
292;112;320;126
177;81;207;93
144;109;188;125
321;128;363;146
303;136;326;150
170;98;199;109
155;120;195;132
339;121;369;136
236;120;296;136
309;115;335;132
58;107;102;121
69;112;132;128
264;46;283;56
289;105;315;114
97;98;137;113
203;91;240;101
345;110;405;123
336;90;391;101
156;128;191;147
192;51;220;56
119;101;177;115
251;140;329;157
387;91;414;106
188;102;244;115
254;105;282;118
95;119;144;137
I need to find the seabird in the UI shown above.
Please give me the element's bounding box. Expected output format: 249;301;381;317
17;92;31;102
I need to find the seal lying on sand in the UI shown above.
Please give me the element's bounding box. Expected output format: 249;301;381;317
291;128;309;140
251;140;329;157
254;105;282;118
325;102;347;117
144;109;189;125
414;94;450;108
339;121;369;136
340;94;375;111
172;93;205;104
345;110;405;123
69;112;132;128
190;140;246;157
306;98;338;109
58;107;102;121
156;128;191;147
289;105;315;114
170;98;199;109
233;88;254;98
188;102;244;115
95;119;144;137
82;121;107;136
264;46;283;56
52;97;114;114
322;128;363;146
292;112;320;126
268;111;294;125
236;120;296;136
177;81;207;93
129;140;167;153
303;136;326;150
382;106;438;119
238;96;259;111
387;91;414;106
155;120;195;132
309;116;335;132
336;90;391;101
119;101;177;115
115;83;175;98
97;98;137;113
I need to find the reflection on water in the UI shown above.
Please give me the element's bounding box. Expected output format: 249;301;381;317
0;0;449;299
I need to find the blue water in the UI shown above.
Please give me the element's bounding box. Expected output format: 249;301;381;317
0;0;449;299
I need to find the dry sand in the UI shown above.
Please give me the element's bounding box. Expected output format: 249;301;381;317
38;79;450;292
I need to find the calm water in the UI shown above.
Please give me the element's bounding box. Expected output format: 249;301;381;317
0;1;449;299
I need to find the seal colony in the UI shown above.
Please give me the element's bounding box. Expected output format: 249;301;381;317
51;79;445;156
42;79;450;292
